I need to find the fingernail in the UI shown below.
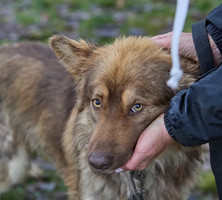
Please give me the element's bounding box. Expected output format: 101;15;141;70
115;168;124;173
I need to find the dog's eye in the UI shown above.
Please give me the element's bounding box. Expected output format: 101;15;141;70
92;99;101;109
131;104;143;113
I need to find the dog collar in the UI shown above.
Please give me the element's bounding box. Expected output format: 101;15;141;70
128;171;147;200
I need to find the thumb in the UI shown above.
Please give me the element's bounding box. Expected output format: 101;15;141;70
121;127;157;171
121;151;146;171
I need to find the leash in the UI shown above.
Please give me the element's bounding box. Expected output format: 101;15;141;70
128;171;147;200
168;0;190;89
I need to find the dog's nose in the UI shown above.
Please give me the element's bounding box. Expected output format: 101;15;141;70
88;152;114;170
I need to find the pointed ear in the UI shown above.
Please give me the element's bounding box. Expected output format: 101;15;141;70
49;35;96;79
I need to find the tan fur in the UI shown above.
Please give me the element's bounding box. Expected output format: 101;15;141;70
0;36;202;200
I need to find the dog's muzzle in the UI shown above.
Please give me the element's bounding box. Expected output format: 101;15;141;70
88;152;114;170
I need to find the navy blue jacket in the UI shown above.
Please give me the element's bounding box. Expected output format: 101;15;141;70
164;4;222;199
165;4;222;146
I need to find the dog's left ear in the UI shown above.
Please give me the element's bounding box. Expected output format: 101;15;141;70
50;35;96;81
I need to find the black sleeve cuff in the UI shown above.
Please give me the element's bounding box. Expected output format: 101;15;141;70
206;23;222;55
206;4;222;55
164;110;178;142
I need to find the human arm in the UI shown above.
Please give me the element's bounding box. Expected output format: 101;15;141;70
160;4;222;146
165;63;222;146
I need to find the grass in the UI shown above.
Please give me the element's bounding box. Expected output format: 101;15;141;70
0;165;67;200
198;171;218;195
0;187;25;200
3;0;220;44
123;3;175;36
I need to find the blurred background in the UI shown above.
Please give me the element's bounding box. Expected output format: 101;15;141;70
0;0;221;44
0;0;221;200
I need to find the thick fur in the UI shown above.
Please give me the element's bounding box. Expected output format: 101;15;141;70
0;36;202;200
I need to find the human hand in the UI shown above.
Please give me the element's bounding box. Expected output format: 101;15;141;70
120;114;174;171
151;32;221;66
151;32;198;62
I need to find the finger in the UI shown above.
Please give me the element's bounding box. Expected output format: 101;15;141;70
151;32;172;40
122;149;155;171
121;151;144;171
121;127;156;171
152;32;172;39
153;39;171;50
121;154;154;171
150;38;172;50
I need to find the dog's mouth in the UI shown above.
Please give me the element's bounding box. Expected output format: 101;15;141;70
89;167;115;174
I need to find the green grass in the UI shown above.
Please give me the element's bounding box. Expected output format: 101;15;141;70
5;0;220;44
0;168;67;200
79;14;114;38
124;3;175;36
198;171;218;195
0;186;25;200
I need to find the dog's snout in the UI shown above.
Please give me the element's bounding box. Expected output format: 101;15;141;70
88;152;114;170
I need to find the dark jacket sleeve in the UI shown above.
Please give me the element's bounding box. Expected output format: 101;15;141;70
164;4;222;147
206;4;222;54
164;64;222;146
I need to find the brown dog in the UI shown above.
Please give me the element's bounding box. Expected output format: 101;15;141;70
0;36;202;200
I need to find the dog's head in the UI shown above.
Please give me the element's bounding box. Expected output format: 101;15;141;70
50;36;195;173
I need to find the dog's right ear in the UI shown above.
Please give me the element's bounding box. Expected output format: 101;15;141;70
50;35;96;81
